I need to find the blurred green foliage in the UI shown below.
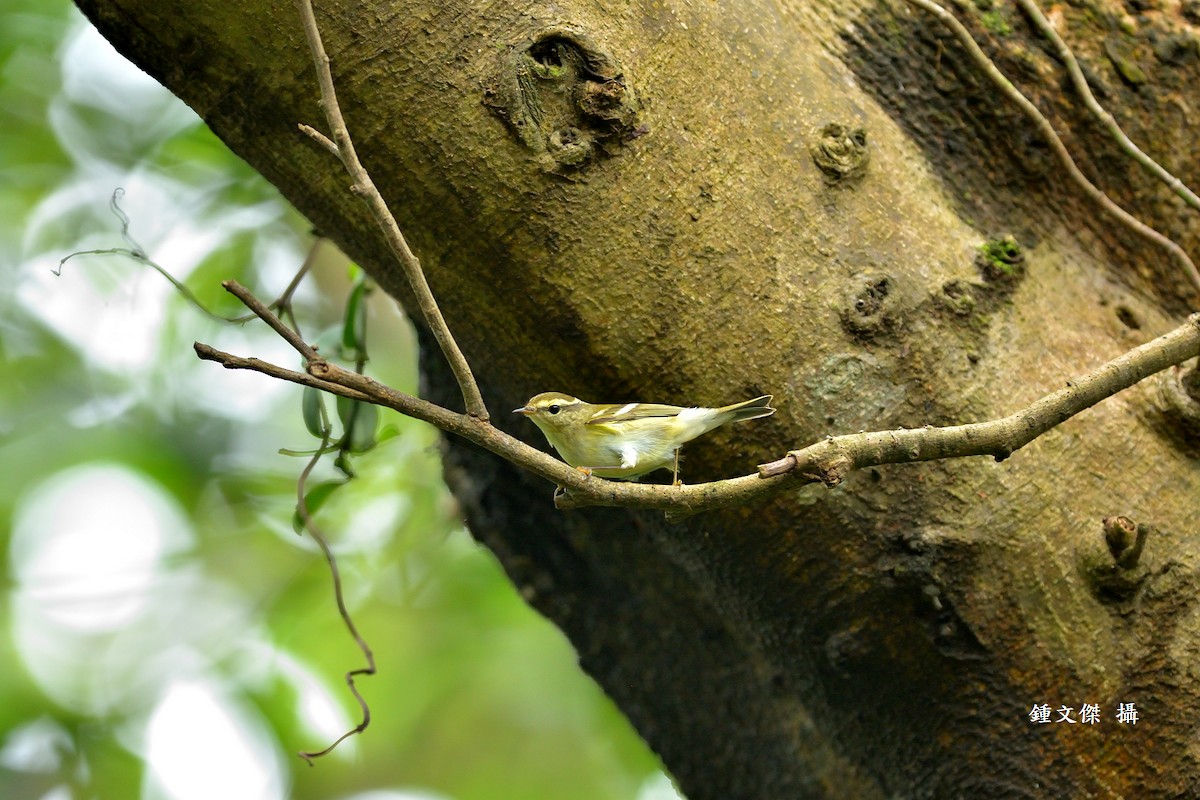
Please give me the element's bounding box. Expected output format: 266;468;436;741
0;1;675;798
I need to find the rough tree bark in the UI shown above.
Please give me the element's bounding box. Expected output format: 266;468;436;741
74;0;1200;796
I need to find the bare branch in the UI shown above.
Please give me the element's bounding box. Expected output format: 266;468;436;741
292;0;490;420
196;279;1200;520
1014;0;1200;214
196;339;572;477
902;0;1200;297
759;314;1200;479
194;342;373;400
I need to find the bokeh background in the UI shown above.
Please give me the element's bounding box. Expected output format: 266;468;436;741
0;1;680;798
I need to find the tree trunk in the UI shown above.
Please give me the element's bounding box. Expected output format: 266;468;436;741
75;0;1200;796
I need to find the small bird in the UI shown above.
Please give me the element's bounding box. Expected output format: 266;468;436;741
515;392;775;483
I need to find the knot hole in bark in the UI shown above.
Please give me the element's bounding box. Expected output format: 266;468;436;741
841;274;899;340
810;122;870;184
1152;355;1200;453
486;28;644;173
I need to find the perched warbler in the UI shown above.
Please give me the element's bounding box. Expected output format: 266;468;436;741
515;392;775;482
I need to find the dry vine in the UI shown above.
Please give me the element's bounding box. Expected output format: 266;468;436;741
294;408;375;764
902;0;1200;296
1012;0;1200;214
55;188;319;328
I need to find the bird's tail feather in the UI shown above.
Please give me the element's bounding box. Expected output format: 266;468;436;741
723;395;775;423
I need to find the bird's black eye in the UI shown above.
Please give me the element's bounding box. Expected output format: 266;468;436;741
548;404;561;414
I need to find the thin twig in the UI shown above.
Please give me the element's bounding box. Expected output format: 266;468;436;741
224;279;317;360
274;237;323;341
196;279;1200;519
55;191;246;323
280;238;322;307
1014;0;1200;214
298;123;339;157
293;0;490;420
902;0;1200;297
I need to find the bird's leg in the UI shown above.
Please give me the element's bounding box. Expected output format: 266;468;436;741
574;465;625;479
672;447;683;487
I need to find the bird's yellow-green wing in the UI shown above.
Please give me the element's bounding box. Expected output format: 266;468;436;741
585;402;684;425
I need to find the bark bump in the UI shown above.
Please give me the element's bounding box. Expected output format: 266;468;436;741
485;27;642;173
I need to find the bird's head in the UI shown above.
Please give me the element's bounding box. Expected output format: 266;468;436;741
514;392;592;435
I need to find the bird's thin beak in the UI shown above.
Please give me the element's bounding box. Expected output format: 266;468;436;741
513;406;534;415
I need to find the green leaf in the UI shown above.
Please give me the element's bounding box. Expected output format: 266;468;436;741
341;277;370;358
347;402;378;453
292;480;343;534
336;394;378;453
301;386;328;438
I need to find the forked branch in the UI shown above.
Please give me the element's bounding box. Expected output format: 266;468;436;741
292;0;489;420
197;279;1200;519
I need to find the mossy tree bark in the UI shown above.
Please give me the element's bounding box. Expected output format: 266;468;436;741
75;0;1200;796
